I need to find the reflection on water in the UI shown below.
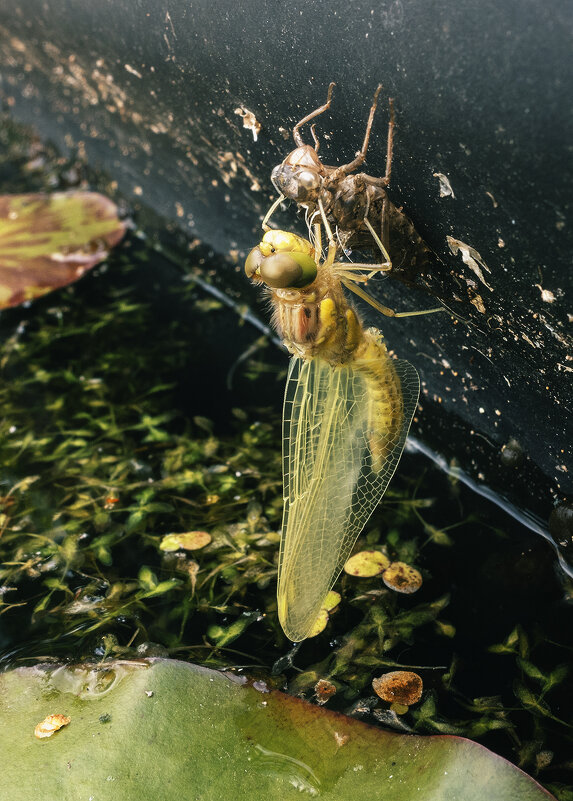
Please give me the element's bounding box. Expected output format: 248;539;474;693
407;436;573;579
254;743;320;796
48;661;148;700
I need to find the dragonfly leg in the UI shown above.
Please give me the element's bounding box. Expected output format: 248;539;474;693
333;263;392;282
293;82;335;147
262;193;286;231
310;123;321;153
383;98;395;185
329;84;384;179
340;276;446;318
317;198;338;267
364;98;394;258
331;215;392;285
364;216;392;270
312;221;323;255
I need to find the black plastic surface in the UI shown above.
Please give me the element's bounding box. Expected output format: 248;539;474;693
0;0;571;516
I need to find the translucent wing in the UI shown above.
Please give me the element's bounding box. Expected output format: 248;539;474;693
277;348;419;642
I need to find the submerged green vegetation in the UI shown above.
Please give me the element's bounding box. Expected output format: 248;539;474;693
0;115;572;798
0;229;446;665
0;236;283;655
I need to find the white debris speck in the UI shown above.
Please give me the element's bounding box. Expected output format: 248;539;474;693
433;172;455;198
124;64;142;78
447;236;493;291
535;284;556;303
234;107;262;142
485;191;498;208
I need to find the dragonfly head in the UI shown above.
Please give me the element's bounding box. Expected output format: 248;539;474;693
245;230;318;289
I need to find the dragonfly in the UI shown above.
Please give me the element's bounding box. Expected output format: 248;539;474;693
245;215;438;642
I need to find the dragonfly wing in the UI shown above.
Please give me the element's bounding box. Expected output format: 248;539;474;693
278;351;419;642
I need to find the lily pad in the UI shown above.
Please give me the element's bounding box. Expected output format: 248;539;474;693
0;192;125;309
0;659;555;800
306;591;341;637
372;671;424;706
159;530;212;551
382;561;423;594
344;550;391;577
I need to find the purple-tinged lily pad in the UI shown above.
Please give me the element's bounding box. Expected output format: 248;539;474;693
0;659;556;800
0;192;125;309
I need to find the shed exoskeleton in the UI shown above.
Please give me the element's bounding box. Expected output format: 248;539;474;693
266;83;431;278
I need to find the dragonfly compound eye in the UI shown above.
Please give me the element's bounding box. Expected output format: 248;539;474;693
245;246;264;279
297;169;320;191
259;251;317;289
272;164;320;202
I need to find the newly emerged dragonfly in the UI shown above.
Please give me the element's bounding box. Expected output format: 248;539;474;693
245;219;431;642
265;82;431;277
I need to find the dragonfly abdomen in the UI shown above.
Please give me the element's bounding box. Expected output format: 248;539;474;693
353;328;404;472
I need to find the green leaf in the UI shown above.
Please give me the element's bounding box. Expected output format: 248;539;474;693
138;566;157;590
207;611;260;646
126;509;147;532
514;683;567;725
517;658;547;683
138;579;182;599
32;593;53;613
544;664;569;693
0;660;555;801
0;192;125;309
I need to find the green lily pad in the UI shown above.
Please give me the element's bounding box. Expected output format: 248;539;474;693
0;659;555;800
0;192;125;309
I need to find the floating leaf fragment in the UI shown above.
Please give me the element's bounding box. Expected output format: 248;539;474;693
382;561;423;594
159;531;212;552
321;591;341;612
306;608;329;638
0;192;125;309
34;713;71;739
306;592;341;637
314;679;337;705
372;671;423;708
344;550;390;577
207;611;261;646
